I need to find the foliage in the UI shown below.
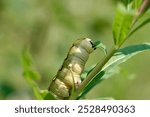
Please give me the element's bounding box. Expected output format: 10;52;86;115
78;43;150;99
1;0;150;100
22;0;150;100
22;48;55;100
112;3;134;46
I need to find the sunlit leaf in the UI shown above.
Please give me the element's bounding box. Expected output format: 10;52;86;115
113;3;134;46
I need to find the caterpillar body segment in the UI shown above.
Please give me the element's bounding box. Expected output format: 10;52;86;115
48;38;96;99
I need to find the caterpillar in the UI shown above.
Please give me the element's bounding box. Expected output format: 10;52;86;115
48;38;96;99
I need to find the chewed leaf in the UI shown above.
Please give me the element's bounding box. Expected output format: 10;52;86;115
102;43;150;79
96;42;107;55
113;3;134;46
93;40;107;55
93;41;101;47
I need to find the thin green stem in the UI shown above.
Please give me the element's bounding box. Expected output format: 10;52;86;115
75;46;118;97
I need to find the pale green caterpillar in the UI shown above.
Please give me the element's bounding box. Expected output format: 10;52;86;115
48;38;96;99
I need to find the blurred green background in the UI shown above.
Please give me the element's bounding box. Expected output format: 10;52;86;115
0;0;150;100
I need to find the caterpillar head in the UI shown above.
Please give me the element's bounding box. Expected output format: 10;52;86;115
74;38;96;54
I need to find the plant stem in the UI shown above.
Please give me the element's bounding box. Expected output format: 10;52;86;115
77;46;118;94
137;0;150;16
70;0;150;100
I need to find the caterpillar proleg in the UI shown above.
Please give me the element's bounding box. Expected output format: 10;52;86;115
48;38;96;99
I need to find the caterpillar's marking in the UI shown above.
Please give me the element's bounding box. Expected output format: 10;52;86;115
48;38;96;99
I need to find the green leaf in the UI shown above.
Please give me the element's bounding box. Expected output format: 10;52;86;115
96;41;107;55
22;48;41;80
22;48;41;82
81;40;106;81
21;47;56;100
113;3;134;46
33;87;43;100
93;40;101;47
92;40;107;54
77;71;105;100
102;43;150;79
79;43;150;98
40;90;56;100
22;47;42;99
119;0;143;11
23;76;37;88
22;48;33;70
23;70;40;81
132;0;143;10
128;17;150;37
118;0;132;7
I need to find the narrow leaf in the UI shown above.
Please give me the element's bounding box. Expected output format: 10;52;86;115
81;65;96;82
82;43;150;85
128;17;150;37
102;43;150;79
33;87;43;100
22;48;40;81
77;71;105;99
22;47;42;99
22;48;32;70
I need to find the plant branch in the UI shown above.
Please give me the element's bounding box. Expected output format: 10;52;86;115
69;0;150;100
132;0;150;26
77;46;118;95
